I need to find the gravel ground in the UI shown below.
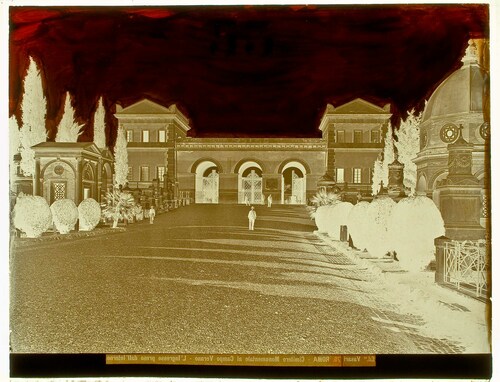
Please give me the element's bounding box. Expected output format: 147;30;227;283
10;204;460;354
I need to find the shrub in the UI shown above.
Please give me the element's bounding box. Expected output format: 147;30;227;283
51;199;79;234
309;190;341;232
326;201;353;240
347;201;371;250
13;195;52;238
78;198;101;231
388;196;445;272
102;190;136;228
364;196;396;258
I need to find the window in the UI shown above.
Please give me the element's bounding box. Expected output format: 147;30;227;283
336;131;345;143
371;130;380;143
158;130;166;142
140;166;149;181
127;166;133;181
142;130;150;142
354;130;363;143
126;130;133;142
353;168;362;184
336;168;344;183
157;166;166;181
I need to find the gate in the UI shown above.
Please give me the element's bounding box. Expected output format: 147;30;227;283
291;171;305;204
444;240;488;299
201;170;219;203
242;170;262;204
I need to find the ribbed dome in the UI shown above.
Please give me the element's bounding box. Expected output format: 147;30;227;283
422;42;485;122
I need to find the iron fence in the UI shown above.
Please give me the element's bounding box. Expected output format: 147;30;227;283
444;240;489;299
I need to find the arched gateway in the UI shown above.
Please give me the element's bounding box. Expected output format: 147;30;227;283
195;161;219;203
281;161;307;204
238;161;263;204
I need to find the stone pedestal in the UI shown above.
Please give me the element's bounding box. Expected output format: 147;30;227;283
387;158;406;201
437;127;485;240
438;186;485;240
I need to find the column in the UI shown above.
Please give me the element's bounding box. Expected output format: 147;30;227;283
76;157;83;205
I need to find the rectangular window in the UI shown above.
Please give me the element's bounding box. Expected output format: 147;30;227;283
336;168;344;183
354;130;363;143
142;130;150;143
158;130;166;142
140;166;149;182
157;166;166;181
126;130;133;142
371;130;380;143
353;168;362;184
336;131;345;143
127;166;133;181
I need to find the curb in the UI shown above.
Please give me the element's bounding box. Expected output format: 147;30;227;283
314;231;402;275
11;226;127;249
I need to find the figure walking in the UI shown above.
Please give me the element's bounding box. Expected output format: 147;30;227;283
149;206;156;224
248;206;256;230
267;194;273;208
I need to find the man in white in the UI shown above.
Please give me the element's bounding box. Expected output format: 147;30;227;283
149;206;156;224
267;194;273;208
248;206;256;230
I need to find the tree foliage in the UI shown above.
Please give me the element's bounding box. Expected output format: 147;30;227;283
381;122;395;186
9;116;20;191
371;156;384;196
113;127;129;188
93;97;107;149
19;56;47;176
55;92;84;142
101;190;135;228
395;109;422;196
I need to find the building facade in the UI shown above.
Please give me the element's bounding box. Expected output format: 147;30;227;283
116;98;390;205
31;142;114;206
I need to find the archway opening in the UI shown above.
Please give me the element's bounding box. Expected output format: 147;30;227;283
238;161;263;204
195;161;219;204
281;162;307;204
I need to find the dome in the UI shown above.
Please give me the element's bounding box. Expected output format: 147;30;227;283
422;41;485;123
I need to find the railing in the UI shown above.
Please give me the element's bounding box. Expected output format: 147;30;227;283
443;240;488;299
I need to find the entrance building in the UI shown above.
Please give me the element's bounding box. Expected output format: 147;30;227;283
115;98;390;204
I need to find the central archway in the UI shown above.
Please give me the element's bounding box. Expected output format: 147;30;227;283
195;161;219;204
238;161;263;204
281;161;307;205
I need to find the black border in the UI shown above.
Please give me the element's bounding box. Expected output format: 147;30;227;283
10;353;493;379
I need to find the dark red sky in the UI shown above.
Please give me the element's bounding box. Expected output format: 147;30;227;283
9;5;488;145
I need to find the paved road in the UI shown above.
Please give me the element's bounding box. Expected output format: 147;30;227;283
10;204;461;354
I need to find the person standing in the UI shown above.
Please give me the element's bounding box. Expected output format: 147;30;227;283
248;206;256;230
244;195;250;206
149;206;156;224
267;194;273;208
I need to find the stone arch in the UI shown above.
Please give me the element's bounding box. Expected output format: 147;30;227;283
236;160;264;204
82;161;96;200
82;161;95;181
41;159;77;179
41;159;77;204
190;158;224;174
276;159;311;175
194;160;220;204
233;158;267;174
278;160;308;204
